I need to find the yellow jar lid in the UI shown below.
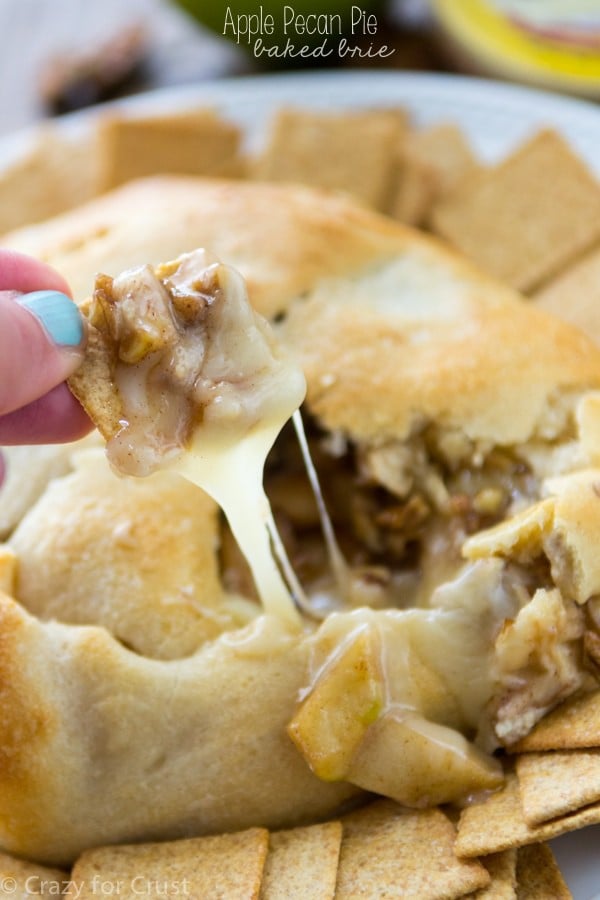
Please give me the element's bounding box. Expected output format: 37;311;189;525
432;0;600;97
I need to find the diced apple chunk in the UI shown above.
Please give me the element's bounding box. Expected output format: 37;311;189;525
287;625;384;781
347;709;503;806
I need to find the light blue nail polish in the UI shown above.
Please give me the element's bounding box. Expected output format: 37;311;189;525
18;290;83;347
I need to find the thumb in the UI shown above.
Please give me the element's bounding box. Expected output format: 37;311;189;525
0;290;86;416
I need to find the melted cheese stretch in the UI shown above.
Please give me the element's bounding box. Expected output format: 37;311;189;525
292;411;351;602
177;412;349;627
175;427;304;628
176;409;356;627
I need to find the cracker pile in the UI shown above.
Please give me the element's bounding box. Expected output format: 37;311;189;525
250;106;600;300
0;799;574;898
1;100;599;350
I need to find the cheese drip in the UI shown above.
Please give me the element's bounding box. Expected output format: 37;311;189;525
292;410;351;611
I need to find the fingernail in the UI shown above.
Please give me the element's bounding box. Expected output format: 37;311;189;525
18;290;84;347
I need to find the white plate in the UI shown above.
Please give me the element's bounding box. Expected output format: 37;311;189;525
6;70;600;898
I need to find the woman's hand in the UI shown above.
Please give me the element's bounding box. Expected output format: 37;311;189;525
0;250;92;447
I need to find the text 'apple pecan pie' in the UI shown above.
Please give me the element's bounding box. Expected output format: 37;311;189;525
3;178;600;868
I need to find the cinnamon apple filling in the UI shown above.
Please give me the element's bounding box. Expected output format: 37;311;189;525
261;417;542;614
259;411;592;750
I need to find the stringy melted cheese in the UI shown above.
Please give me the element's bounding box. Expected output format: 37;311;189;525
101;250;306;626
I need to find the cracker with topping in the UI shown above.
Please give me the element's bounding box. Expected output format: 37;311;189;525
69;248;305;477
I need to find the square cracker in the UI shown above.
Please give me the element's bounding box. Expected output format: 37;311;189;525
533;246;600;346
456;774;600;858
259;821;342;900
512;690;600;752
515;843;571;899
98;109;244;191
0;850;67;897
516;749;600;825
335;799;490;899
0;126;100;236
252;107;408;212
430;129;600;293
392;123;479;226
466;850;517;899
67;305;121;443
69;828;269;899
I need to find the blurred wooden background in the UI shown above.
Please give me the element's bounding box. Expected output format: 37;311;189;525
0;0;248;136
0;0;442;137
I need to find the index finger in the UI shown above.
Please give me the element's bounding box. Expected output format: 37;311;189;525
0;250;71;296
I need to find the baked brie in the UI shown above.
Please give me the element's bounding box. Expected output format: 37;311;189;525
3;178;600;864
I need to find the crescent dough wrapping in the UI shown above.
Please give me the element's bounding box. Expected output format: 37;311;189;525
0;595;355;866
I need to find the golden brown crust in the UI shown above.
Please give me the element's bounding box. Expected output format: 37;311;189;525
0;177;408;318
280;249;600;447
0;593;61;858
8;451;240;660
